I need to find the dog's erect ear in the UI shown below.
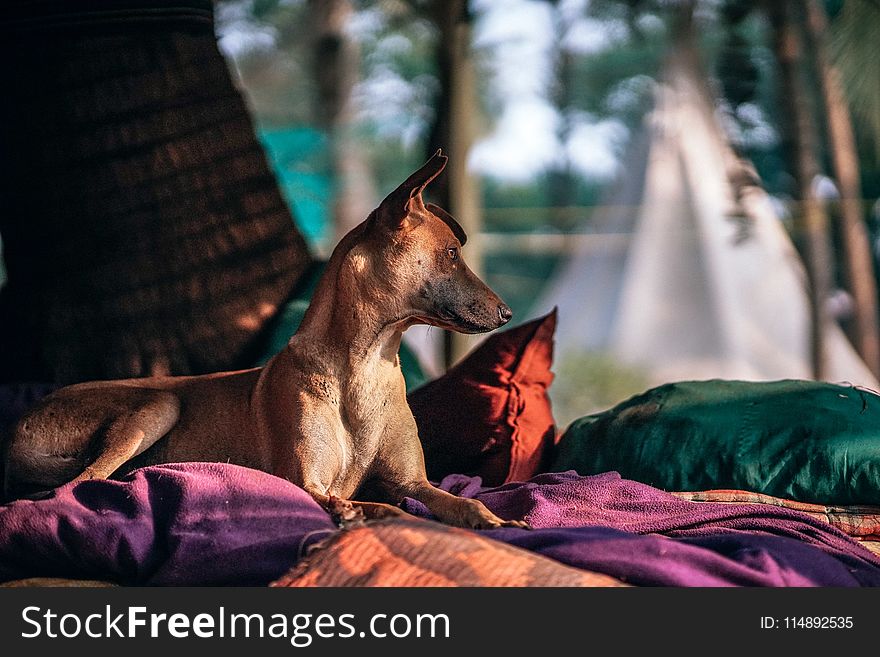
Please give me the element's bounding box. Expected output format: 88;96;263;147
377;149;448;229
426;203;467;246
394;149;448;205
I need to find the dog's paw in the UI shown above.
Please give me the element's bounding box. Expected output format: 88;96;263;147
456;498;530;530
498;518;532;530
475;517;531;530
328;496;367;528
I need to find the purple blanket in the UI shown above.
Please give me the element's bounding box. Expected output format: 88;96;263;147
0;464;336;585
1;464;879;586
409;472;880;586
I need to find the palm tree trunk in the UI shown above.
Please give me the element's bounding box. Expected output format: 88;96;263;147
0;1;311;384
804;0;880;377
769;0;834;379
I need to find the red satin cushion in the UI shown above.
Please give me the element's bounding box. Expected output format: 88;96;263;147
408;309;558;486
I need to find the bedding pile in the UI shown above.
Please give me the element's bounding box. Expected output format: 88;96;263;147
5;312;880;587
2;463;879;587
407;471;880;586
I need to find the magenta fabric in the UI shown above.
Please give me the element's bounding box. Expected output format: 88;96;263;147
0;463;336;585
2;464;880;586
402;471;880;586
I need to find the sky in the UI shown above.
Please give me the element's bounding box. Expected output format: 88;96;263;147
468;0;630;182
217;0;634;184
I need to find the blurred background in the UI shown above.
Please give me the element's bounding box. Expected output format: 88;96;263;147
2;0;880;429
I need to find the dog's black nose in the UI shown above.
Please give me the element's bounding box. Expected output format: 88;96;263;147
498;304;513;323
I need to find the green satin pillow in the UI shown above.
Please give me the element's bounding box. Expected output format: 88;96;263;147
551;379;880;505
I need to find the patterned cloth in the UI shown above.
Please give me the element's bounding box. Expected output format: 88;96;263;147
271;519;627;587
672;489;880;539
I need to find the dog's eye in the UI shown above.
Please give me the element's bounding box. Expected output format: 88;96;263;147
447;247;459;261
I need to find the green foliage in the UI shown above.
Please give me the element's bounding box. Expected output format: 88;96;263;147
481;175;604;233
717;31;759;107
483;252;561;321
715;8;790;194
831;0;880;161
549;350;651;431
566;36;663;130
216;0;314;125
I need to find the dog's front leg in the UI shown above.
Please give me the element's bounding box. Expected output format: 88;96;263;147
371;416;528;529
400;481;529;530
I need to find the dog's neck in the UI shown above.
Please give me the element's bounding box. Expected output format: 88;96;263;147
290;231;409;371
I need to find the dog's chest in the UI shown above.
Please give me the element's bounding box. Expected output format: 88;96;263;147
327;380;402;490
325;419;384;496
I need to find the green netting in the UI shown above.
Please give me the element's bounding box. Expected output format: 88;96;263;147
258;127;332;247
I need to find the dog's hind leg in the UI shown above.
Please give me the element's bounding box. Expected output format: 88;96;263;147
4;390;181;500
70;391;181;483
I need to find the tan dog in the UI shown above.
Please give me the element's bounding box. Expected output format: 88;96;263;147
3;151;527;529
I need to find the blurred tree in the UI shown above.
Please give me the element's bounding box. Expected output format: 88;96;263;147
717;16;759;107
608;0;877;381
218;0;314;124
547;0;577;229
768;0;834;378
830;1;880;276
424;0;484;368
830;0;880;159
574;0;664;130
308;0;376;241
217;0;442;246
805;0;880;377
212;0;880;374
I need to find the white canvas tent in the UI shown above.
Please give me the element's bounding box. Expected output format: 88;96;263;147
534;55;878;389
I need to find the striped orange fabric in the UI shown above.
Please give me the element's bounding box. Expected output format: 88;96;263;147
272;519;627;588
